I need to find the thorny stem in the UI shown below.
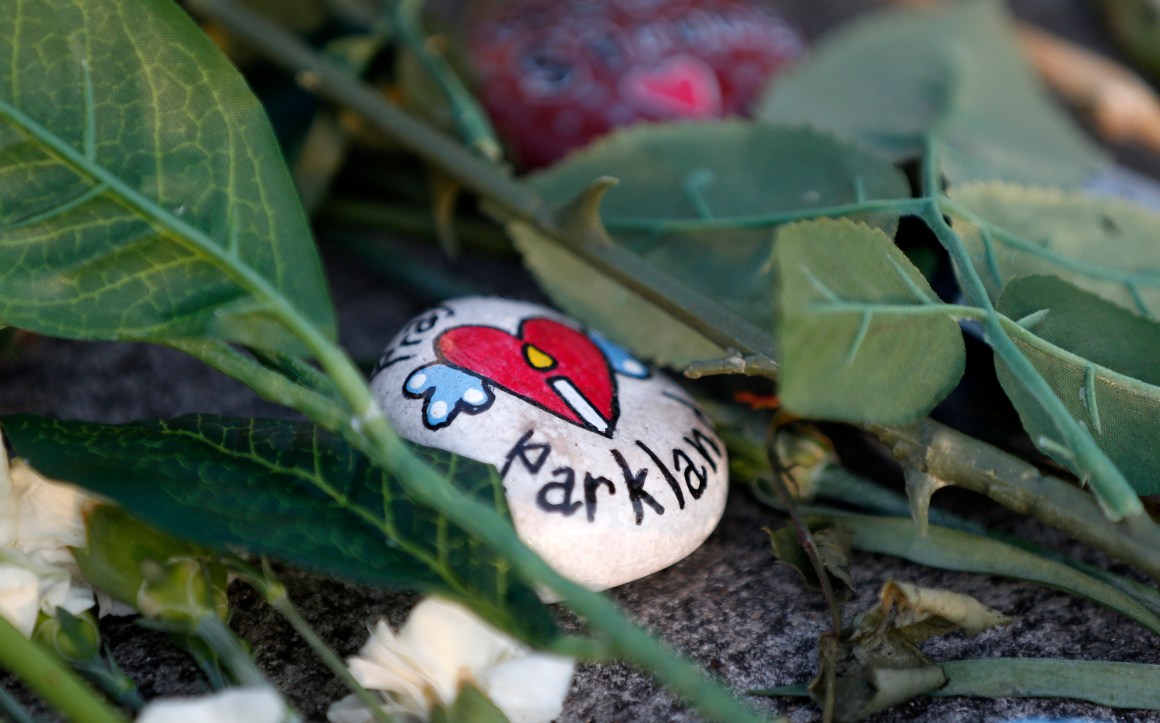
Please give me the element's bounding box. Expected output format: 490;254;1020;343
867;419;1160;581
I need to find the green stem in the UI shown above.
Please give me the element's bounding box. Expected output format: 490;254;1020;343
194;617;271;690
347;410;768;722
918;139;1142;520
230;560;394;723
604;197;929;234
387;0;502;161
167;340;350;432
0;684;37;723
867;418;1160;581
0;615;127;723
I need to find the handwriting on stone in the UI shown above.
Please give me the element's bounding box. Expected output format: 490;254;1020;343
505;424;723;526
372;296;731;591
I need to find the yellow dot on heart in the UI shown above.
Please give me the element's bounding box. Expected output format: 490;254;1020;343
524;344;556;369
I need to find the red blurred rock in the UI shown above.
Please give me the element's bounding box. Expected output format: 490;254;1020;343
464;0;807;168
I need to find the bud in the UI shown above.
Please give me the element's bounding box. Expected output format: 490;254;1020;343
773;422;837;501
33;608;101;662
137;557;229;626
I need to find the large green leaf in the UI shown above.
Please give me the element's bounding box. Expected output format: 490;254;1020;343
513;121;910;367
758;0;1105;187
773;218;965;424
0;0;334;351
0;414;557;642
997;275;1160;495
948;183;1160;318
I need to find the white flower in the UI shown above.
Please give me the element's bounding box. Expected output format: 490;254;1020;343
327;598;574;723
0;434;122;635
135;686;287;723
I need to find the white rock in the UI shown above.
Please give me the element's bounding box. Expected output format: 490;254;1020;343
370;297;729;592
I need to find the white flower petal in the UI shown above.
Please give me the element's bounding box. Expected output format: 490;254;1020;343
483;654;575;723
347;620;433;716
334;598;575;723
0;564;40;637
39;569;96;617
135;687;286;723
326;694;378;723
397;598;514;698
10;462;89;553
96;590;136;618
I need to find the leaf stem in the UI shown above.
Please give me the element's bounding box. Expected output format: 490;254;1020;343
0;684;37;723
0;615;127;723
230;559;394;723
386;0;502;161
917;138;1142;519
603;197;929;234
193;617;272;689
167;341;350;432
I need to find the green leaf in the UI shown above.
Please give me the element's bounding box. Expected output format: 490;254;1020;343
431;683;511;723
935;658;1160;709
758;0;1105;186
1;414;557;643
773;218;965;424
996;275;1160;494
512;122;910;367
814;580;1008;721
949;183;1160;317
0;0;334;352
819;509;1160;636
73;504;226;612
754;659;1160;710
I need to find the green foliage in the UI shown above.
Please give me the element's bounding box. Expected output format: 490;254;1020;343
812;580;1009;721
759;0;1105;186
997;276;1160;494
431;683;511;723
514;122;909;366
823;509;1160;635
74;504;226;613
0;0;334;353
1;414;557;642
949;183;1160;317
767;522;854;601
773;218;965;424
934;658;1160;708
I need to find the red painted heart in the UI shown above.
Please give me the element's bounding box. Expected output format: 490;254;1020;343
436;318;617;434
621;55;722;118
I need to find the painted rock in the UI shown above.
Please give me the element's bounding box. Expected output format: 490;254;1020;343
463;0;807;168
370;297;728;592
